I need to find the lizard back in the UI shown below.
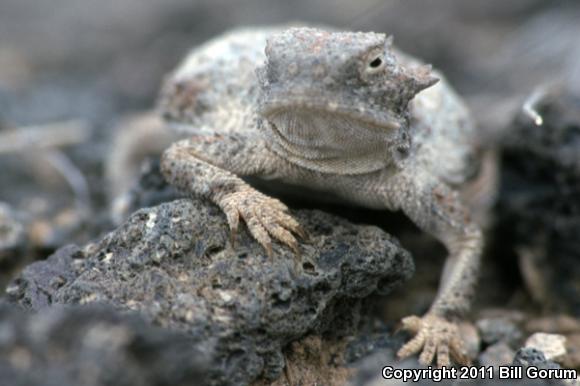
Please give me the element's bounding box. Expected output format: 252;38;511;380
159;28;275;135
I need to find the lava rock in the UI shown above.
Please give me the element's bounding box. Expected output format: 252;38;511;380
479;342;516;367
512;348;579;386
512;347;562;370
8;198;413;385
344;322;426;385
497;88;580;315
0;304;208;386
347;349;406;386
349;347;557;386
344;325;404;365
477;317;523;347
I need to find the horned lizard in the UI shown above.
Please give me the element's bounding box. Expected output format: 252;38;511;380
159;26;483;367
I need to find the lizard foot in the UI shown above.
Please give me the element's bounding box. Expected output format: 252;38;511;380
217;186;306;256
396;313;470;367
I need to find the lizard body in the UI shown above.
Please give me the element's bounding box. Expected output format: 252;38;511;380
160;26;483;367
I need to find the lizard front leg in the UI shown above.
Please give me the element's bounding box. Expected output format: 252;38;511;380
160;133;305;256
383;170;483;367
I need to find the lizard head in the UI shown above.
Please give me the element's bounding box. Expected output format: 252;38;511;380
257;27;438;174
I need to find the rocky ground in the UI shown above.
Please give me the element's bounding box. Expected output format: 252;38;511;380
1;1;580;385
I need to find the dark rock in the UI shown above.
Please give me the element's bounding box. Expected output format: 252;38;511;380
8;198;413;385
512;348;575;386
349;347;558;386
347;349;406;386
477;317;523;346
497;88;580;315
479;342;516;366
512;347;561;370
345;331;422;386
344;327;403;365
0;304;208;386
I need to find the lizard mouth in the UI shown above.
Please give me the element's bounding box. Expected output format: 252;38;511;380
259;100;403;132
258;101;407;174
259;98;407;160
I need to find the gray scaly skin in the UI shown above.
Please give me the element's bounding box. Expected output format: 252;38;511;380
159;27;483;367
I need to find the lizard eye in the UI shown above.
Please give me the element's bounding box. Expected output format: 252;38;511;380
369;57;383;69
365;54;385;75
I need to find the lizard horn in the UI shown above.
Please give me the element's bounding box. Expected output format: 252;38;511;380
410;64;439;93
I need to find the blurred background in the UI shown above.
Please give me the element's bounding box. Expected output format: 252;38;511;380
1;0;579;126
1;1;580;379
1;0;579;312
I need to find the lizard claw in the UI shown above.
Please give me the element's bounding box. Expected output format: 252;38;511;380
397;313;470;367
218;186;304;257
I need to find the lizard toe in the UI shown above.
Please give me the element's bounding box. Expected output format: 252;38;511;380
397;331;425;360
239;206;273;254
418;336;438;366
450;334;470;365
263;222;300;256
398;313;468;367
222;205;240;247
436;341;451;368
218;187;303;256
400;315;422;334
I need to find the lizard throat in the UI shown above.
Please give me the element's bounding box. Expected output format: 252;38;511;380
261;109;404;175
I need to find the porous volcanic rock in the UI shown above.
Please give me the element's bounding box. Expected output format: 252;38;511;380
8;198;413;385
